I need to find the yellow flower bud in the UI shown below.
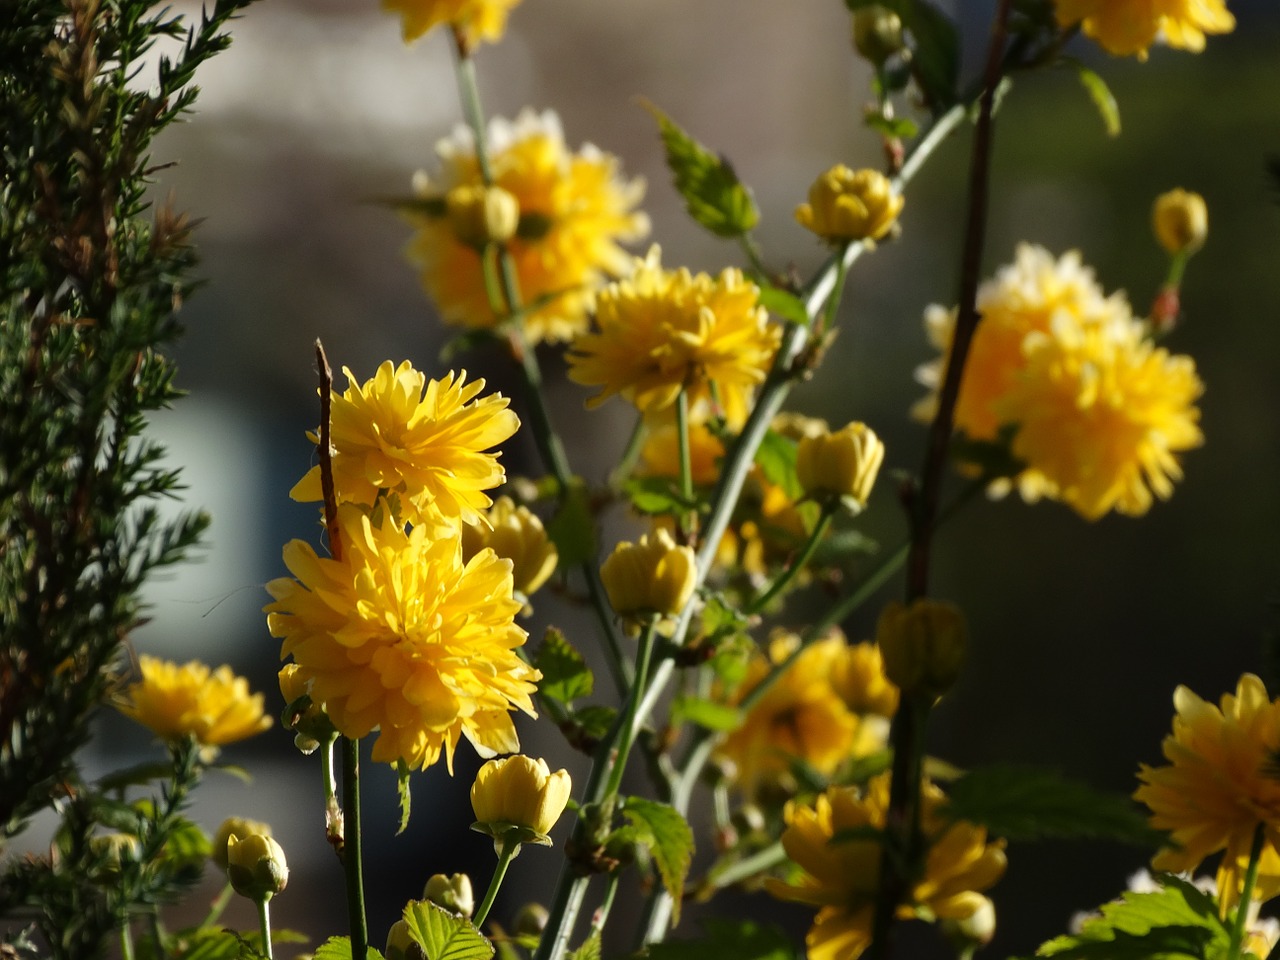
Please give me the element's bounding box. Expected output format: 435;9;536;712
446;183;520;249
89;833;140;880
385;919;427;960
795;166;904;245
423;872;475;917
212;816;272;872
470;755;572;852
226;832;289;902
875;598;968;699
600;528;696;628
1152;188;1208;255
278;663;335;755
462;497;558;600
795;421;885;510
941;895;997;948
852;6;904;65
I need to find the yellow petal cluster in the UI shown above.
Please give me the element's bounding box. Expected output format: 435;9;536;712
1135;674;1280;913
1153;188;1208;255
461;496;558;600
290;361;517;531
265;504;539;771
116;656;271;750
599;527;697;628
382;0;523;49
796;421;886;508
470;754;572;847
795;166;904;246
567;247;781;429
875;598;968;700
1053;0;1234;60
767;774;1006;960
408;109;649;344
716;631;897;799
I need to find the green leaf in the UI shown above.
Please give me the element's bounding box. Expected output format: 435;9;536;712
810;528;879;569
403;900;494;960
622;797;695;925
397;759;412;835
642;99;760;238
161;815;212;866
565;932;601;960
535;627;595;705
559;704;618;752
757;285;811;326
941;765;1168;847
546;481;596;570
644;920;799;960
623;477;696;516
671;695;742;732
753;430;802;499
846;0;959;111
312;938;385;960
1062;57;1121;138
864;113;920;140
170;929;245;960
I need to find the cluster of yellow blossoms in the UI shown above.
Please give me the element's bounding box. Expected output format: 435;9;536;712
1053;0;1235;60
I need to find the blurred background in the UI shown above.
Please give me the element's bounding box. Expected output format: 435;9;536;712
71;0;1280;955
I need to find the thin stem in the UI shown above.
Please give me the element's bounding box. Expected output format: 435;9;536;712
609;415;648;490
1228;824;1267;960
737;233;770;279
820;248;851;334
119;921;135;960
703;840;787;891
602;621;659;800
257;898;274;960
592;873;621;937
676;388;694;534
474;840;521;929
342;737;368;960
451;37;493;184
746;504;836;615
314;341;342;563
199;883;235;928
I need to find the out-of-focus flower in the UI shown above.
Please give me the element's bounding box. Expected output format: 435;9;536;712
766;774;1006;960
446;184;520;249
636;419;726;489
424;873;475;917
717;631;893;799
226;833;288;902
462;496;558;601
832;641;900;719
116;657;271;752
1053;0;1234;60
1153;188;1208;255
386;920;425;960
721;470;814;579
471;755;572;850
851;6;905;65
567;247;780;429
796;422;885;510
795;166;903;246
408;109;648;344
600;527;696;629
1135;674;1280;914
876;599;967;700
213;817;273;872
265;505;539;771
382;0;523;49
291;361;518;531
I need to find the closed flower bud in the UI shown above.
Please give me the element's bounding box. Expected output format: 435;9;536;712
90;833;140;879
852;6;904;65
385;919;426;960
796;166;903;246
876;598;968;699
941;895;997;948
446;184;520;249
514;903;549;939
226;833;289;902
423;872;475;917
462;497;558;601
470;755;572;853
796;421;885;510
600;528;696;628
212;816;272;872
1153;188;1208;255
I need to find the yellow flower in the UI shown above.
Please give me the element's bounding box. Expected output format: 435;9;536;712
875;599;968;700
766;774;1006;960
382;0;523;49
408;109;649;344
265;505;539;771
796;421;886;509
470;755;572;849
717;631;890;799
1153;188;1208;255
995;318;1203;520
831;641;900;719
290;361;518;531
213;817;273;872
1053;0;1234;60
461;496;558;600
599;527;697;628
567;247;781;429
1135;674;1280;913
795;166;904;246
116;657;271;751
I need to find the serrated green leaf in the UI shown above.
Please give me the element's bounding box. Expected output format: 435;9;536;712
535;627;595;705
757;286;811;326
1062;57;1121;138
546;481;596;569
671;695;742;733
642;100;760;238
404;900;494;960
170;929;244;960
623;477;695;516
941;765;1168;847
644;920;799;960
313;937;385;960
753;430;802;499
397;759;412;835
565;931;601;960
623;797;695;925
846;0;959;111
572;705;618;741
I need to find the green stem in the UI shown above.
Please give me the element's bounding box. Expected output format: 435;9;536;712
609;415;648;490
257;898;274;960
1166;248;1190;288
676;388;695;534
602;621;659;800
119;921;135;960
746;504;836;615
737;233;770;279
820;247;851;334
451;40;494;184
592;873;621;937
704;840;787;891
1228;824;1267;960
199;883;235;928
474;839;521;929
480;245;510;317
342;737;368;960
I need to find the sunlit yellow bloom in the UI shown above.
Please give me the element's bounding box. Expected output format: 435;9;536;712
1054;0;1234;59
265;505;538;771
599;527;696;629
796;421;885;509
766;774;1006;960
382;0;523;49
116;656;271;751
832;641;900;719
470;755;572;849
995;318;1203;520
1135;674;1280;913
795;166;903;246
1153;188;1208;255
461;496;558;600
408;109;649;344
567;247;780;429
876;599;968;700
636;419;725;489
717;631;890;799
291;361;518;531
